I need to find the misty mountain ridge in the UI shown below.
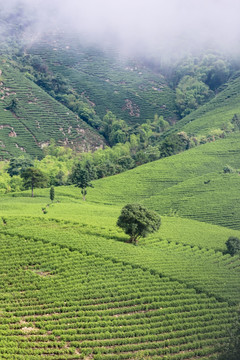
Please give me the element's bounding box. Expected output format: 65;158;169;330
0;2;240;159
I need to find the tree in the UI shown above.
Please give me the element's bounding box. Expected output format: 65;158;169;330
6;97;18;112
7;156;34;177
226;236;240;256
117;204;161;245
84;160;97;181
54;170;66;186
96;160;116;178
21;168;48;197
231;114;240;131
50;186;55;202
70;163;93;200
159;132;190;158
152;114;169;134
117;156;134;171
176;75;213;117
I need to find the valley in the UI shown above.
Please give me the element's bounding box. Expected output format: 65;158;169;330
0;2;239;359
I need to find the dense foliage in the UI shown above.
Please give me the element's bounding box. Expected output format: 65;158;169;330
70;162;93;200
7;156;33;176
117;204;161;244
21;167;48;197
226;236;240;256
176;76;213;117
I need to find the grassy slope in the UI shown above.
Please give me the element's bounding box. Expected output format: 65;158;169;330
1;202;240;301
0;31;240;358
1;191;240;252
70;133;240;229
0;60;105;158
0;149;239;358
2;132;237;239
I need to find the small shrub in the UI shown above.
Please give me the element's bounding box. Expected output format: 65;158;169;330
226;236;240;256
223;165;235;173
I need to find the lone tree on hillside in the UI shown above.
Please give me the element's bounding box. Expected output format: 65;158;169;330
70;163;93;201
21;167;48;197
117;203;161;245
226;236;240;256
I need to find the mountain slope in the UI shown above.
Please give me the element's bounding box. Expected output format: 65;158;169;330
25;35;178;125
162;72;240;138
0;60;105;158
82;133;240;229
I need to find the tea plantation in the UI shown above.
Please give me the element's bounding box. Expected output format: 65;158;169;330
27;36;177;125
0;232;236;360
0;133;240;359
163;71;240;138
1;5;240;360
0;60;104;158
81;133;240;229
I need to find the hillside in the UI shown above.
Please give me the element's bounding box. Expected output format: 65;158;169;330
1;12;240;160
1;229;237;360
0;128;239;359
0;5;240;360
0;59;105;159
80;133;240;229
25;35;177;126
162;72;240;139
0;179;239;359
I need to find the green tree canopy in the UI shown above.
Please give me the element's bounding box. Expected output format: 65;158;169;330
159;132;190;158
226;236;240;256
176;75;213;117
50;186;55;202
7;156;34;177
117;204;161;245
21;167;48;197
70;163;93;200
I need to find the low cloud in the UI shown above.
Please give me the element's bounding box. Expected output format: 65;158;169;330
2;0;240;58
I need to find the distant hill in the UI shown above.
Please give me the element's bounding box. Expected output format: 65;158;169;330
1;7;240;161
85;133;240;229
0;60;105;159
26;35;178;126
161;71;240;138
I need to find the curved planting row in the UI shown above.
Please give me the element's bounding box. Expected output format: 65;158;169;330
2;216;240;304
0;233;234;359
0;62;104;157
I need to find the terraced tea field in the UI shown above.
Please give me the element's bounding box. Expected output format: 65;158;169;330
0;191;239;360
0;128;240;359
0;216;239;360
1;8;240;360
0;60;104;158
82;134;240;229
27;37;177;125
143;172;240;230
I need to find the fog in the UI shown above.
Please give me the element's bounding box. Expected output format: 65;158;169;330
2;0;240;59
